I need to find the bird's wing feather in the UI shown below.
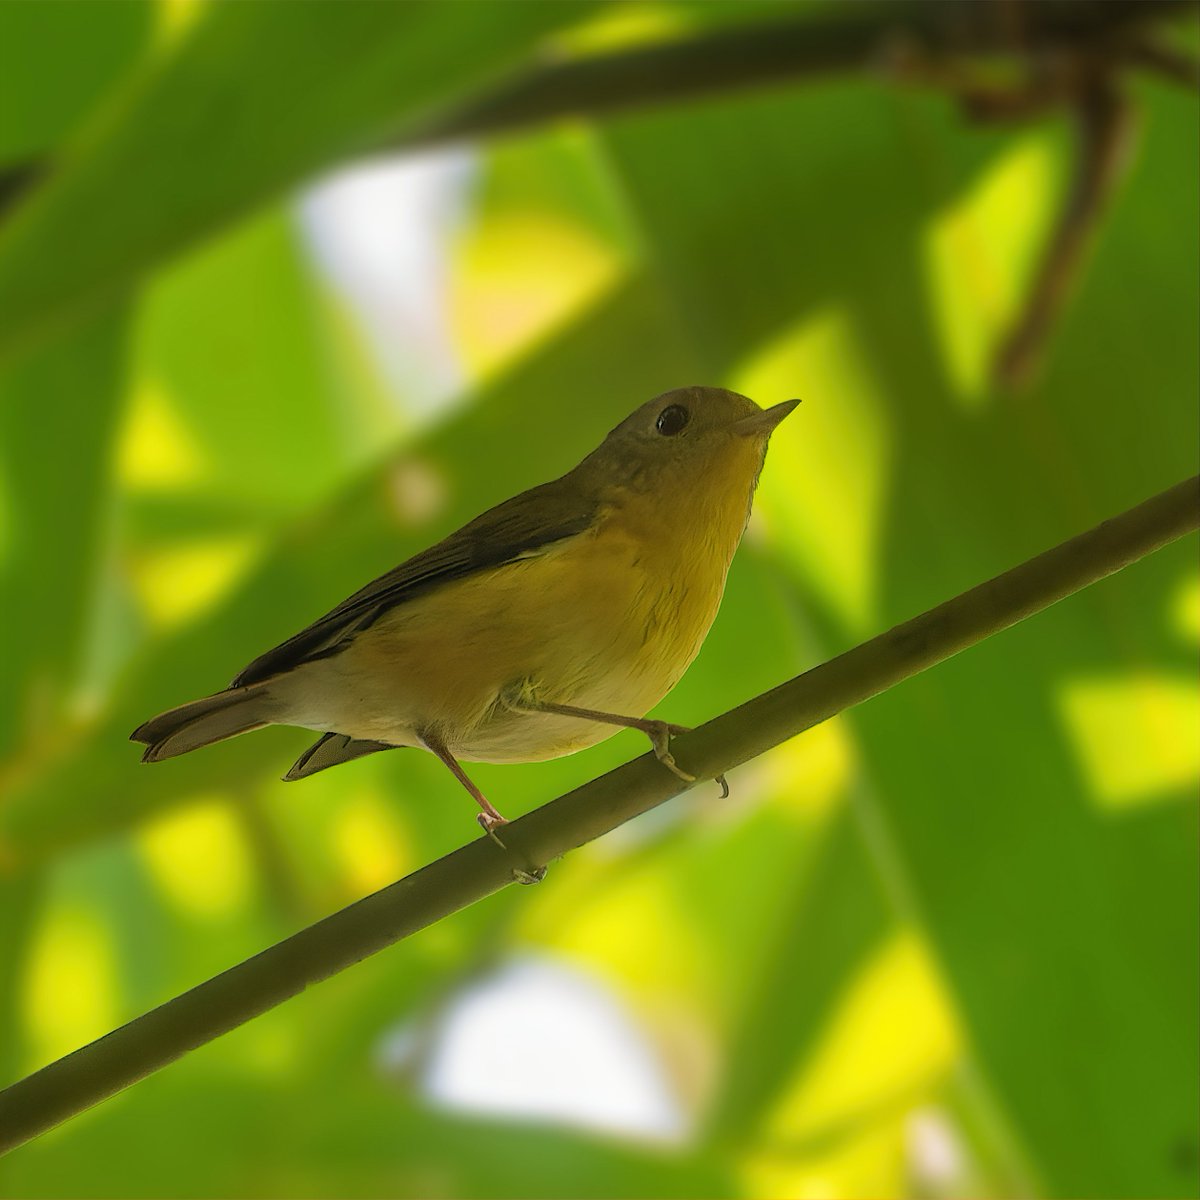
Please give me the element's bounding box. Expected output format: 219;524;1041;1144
283;733;396;781
232;476;596;687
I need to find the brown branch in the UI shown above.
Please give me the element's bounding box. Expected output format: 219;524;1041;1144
0;474;1196;1156
993;75;1140;390
0;161;43;224
397;1;1191;150
1116;31;1200;88
883;2;1188;391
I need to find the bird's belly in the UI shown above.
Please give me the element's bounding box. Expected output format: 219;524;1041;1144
455;656;672;763
285;525;725;762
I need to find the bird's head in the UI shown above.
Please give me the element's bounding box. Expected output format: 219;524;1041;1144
579;386;799;504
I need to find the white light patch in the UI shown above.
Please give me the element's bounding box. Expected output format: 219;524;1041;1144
298;151;475;415
411;957;688;1144
908;1107;966;1185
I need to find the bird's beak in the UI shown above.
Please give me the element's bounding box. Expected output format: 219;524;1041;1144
732;398;801;437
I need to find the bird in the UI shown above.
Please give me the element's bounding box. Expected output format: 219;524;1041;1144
132;386;798;838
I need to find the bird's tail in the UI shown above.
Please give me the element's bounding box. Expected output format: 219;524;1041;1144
131;685;277;762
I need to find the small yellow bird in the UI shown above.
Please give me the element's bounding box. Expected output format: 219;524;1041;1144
132;387;797;835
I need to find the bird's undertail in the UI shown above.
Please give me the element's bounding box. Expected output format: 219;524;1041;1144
283;732;395;781
131;685;276;762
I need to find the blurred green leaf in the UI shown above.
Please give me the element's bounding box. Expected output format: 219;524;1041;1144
2;1072;734;1198
0;0;585;364
0;304;130;1155
705;801;895;1142
0;870;41;1085
135;205;367;512
0;2;151;167
0;307;129;755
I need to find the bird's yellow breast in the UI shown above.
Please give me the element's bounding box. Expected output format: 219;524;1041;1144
294;437;763;762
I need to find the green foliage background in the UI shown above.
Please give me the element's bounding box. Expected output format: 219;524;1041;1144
0;3;1197;1197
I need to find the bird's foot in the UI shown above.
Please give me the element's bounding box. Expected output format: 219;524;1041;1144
511;866;547;886
477;810;509;849
644;720;696;783
653;722;729;797
477;813;545;883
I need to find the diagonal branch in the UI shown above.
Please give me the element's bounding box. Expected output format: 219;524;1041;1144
0;474;1196;1156
992;76;1139;390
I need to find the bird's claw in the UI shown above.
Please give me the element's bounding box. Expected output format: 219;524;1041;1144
477;811;508;849
477;813;545;883
651;722;729;794
646;721;697;783
659;748;697;784
511;866;547;886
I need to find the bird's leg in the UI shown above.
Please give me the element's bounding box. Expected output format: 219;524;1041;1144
420;729;509;846
510;699;729;796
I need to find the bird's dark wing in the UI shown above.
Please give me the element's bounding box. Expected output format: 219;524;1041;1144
232;475;596;687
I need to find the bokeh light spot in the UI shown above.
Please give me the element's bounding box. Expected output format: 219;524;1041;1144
923;132;1060;406
554;4;687;56
23;903;119;1069
117;379;208;490
155;0;206;46
1058;673;1200;809
130;533;261;629
333;792;411;894
416;956;687;1143
137;796;253;919
526;868;707;1017
1170;569;1200;645
736;308;890;633
451;211;625;379
761;718;855;822
744;1114;907;1200
764;932;961;1144
387;457;450;527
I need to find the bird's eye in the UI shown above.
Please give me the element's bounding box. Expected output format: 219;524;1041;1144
655;404;690;436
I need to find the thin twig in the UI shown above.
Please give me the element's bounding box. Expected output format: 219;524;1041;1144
0;474;1196;1154
993;75;1139;389
230;790;310;925
0;162;42;224
887;13;1160;391
1116;31;1200;88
